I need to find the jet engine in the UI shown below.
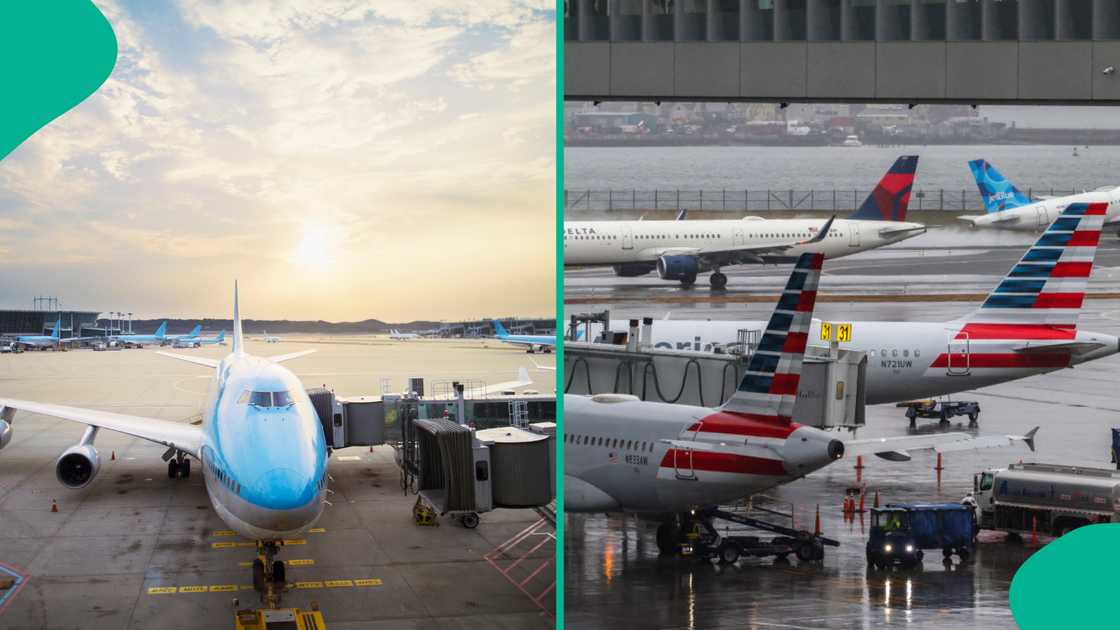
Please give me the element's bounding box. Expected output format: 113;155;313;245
780;426;845;475
656;255;699;281
56;444;101;488
0;419;10;450
612;262;656;277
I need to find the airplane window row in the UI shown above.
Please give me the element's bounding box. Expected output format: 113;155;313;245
208;458;241;495
565;432;654;453
564;230;841;241
237;390;296;407
869;348;920;358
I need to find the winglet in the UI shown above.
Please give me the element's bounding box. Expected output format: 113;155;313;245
676;208;688;221
802;215;835;245
1021;426;1039;452
232;280;244;355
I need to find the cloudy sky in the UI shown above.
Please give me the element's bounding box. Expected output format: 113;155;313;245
0;0;555;322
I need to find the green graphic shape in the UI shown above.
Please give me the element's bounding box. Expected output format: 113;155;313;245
1010;523;1120;627
0;2;117;161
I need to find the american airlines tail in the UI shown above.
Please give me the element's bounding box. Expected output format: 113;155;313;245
846;155;918;222
232;280;244;355
959;201;1105;337
720;252;821;421
969;159;1033;213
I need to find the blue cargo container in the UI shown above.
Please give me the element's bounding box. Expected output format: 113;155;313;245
867;503;976;570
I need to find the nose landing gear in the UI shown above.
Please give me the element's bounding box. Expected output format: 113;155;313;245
253;540;288;608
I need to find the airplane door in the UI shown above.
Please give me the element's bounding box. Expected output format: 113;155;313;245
946;332;971;376
733;227;744;247
622;226;634;250
672;446;696;480
848;222;861;247
1037;205;1052;230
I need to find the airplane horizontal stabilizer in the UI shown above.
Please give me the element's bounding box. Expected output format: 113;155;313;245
269;349;316;364
156;351;220;368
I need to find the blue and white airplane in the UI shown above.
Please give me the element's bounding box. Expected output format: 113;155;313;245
0;283;325;551
960;158;1120;231
492;320;557;354
113;321;168;347
198;330;226;346
166;324;203;346
12;317;86;350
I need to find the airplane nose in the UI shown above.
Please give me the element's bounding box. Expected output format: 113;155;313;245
251;467;313;510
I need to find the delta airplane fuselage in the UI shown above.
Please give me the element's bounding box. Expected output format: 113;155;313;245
563;217;925;267
599;319;1117;405
199;352;328;539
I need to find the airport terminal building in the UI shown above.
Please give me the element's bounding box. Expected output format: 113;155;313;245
0;310;101;339
565;0;1120;103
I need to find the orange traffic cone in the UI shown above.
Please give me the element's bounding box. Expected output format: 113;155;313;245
854;455;864;470
858;491;865;513
1031;515;1039;546
873;489;880;508
50;499;58;513
935;452;944;472
814;504;821;536
111;450;116;461
369;445;373;453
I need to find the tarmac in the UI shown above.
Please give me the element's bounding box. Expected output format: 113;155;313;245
564;251;1120;628
0;338;556;629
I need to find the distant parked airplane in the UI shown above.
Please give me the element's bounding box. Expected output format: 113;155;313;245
113;322;168;347
388;329;419;341
492;320;556;354
13;317;88;350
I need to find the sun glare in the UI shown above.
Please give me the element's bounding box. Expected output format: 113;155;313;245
292;228;333;271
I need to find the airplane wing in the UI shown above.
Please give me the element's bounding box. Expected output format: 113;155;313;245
0;398;204;456
877;224;927;237
466;368;532;397
156;351;220;368
529;359;556;371
642;216;835;267
269;349;316;364
846;427;1037;462
1011;341;1103;356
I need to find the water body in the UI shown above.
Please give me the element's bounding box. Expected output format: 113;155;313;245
565;144;1117;192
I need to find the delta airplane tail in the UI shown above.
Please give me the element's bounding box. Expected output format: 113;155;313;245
847;155;918;222
960;201;1105;336
969;159;1033;213
720;252;821;420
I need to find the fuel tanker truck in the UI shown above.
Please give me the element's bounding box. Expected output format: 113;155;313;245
967;463;1120;538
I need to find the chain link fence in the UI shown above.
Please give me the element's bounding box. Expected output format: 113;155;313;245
564;188;1083;213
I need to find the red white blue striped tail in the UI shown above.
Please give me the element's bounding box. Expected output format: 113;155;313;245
960;201;1106;340
720;252;823;421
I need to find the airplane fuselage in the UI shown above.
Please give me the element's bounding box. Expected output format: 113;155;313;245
199;353;328;540
563;218;925;268
564;394;841;513
588;319;1118;404
965;191;1120;231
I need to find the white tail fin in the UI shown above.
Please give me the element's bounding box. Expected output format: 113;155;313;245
232;280;244;355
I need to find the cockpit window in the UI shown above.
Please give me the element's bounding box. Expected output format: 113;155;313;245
239;390;297;408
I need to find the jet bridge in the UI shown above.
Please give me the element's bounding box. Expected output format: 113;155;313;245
564;319;865;429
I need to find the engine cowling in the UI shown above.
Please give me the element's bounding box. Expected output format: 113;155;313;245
56;444;101;488
612;262;656;277
0;419;10;450
657;255;699;280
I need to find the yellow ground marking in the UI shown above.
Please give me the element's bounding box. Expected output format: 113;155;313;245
147;587;176;595
294;581;324;589
308;527;326;534
147;578;380;595
212;530;237;537
324;579;353;588
238;558;315;567
354;579;383;587
208;584;237;592
281;539;307;545
178;585;208;593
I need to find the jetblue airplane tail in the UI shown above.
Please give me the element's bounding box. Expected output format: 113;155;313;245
721;252;822;420
847;155;918;222
492;320;510;338
969;159;1032;213
963;201;1105;333
232;281;244;354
